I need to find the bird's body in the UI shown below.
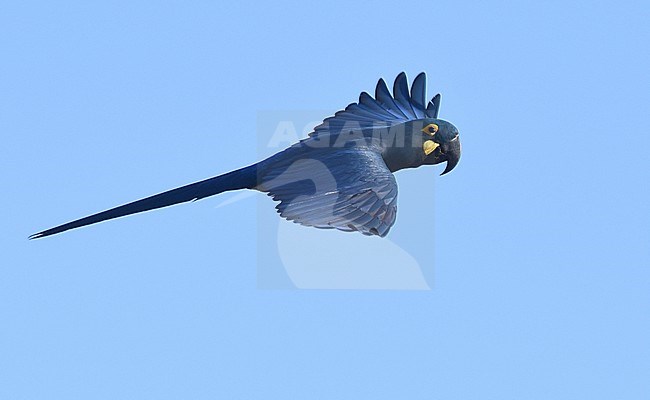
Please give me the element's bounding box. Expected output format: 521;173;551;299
30;72;461;239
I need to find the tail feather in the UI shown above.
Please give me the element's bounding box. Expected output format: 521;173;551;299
29;165;257;239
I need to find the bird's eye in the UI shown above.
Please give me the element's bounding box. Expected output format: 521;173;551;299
422;123;439;136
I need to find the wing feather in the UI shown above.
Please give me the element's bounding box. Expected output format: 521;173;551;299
310;72;439;140
410;72;427;118
375;78;408;119
393;72;417;118
427;93;441;118
258;147;398;237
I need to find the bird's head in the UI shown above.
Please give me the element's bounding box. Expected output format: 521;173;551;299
379;118;461;174
312;72;462;176
416;118;461;175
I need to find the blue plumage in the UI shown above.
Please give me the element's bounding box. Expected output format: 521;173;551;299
311;72;441;141
30;72;461;239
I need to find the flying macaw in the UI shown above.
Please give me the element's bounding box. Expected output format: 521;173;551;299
30;72;461;239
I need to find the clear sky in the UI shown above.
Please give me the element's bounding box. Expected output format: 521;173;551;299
2;1;649;398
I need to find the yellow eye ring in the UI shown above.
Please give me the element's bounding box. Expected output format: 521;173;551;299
422;123;439;136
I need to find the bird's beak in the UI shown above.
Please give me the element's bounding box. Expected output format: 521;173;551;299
440;137;461;175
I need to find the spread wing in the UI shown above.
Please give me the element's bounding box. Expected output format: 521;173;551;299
257;146;398;237
310;72;441;139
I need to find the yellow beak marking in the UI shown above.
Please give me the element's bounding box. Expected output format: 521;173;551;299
423;140;439;156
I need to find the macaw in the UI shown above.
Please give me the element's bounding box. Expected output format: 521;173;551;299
30;72;461;239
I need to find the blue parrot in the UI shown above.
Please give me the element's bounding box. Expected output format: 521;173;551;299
30;72;461;239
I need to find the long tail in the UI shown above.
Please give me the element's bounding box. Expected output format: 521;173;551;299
29;164;258;239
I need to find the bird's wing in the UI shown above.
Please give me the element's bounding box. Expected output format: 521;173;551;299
258;147;398;237
310;72;441;139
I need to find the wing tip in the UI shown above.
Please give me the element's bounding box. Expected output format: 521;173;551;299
375;77;388;96
393;72;409;90
427;93;442;118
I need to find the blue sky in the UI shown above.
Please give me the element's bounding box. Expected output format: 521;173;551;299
2;1;649;398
